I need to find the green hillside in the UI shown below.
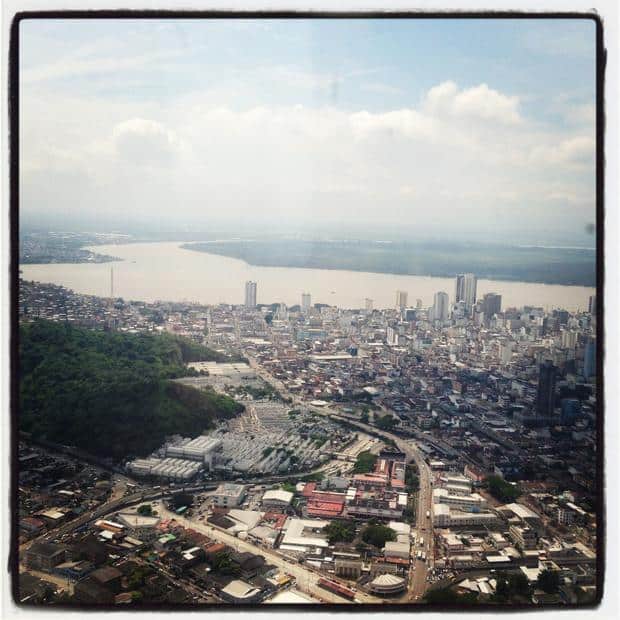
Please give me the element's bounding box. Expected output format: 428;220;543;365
19;320;243;460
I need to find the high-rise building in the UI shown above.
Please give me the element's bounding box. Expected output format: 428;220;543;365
386;326;399;346
395;290;408;310
584;338;596;379
432;291;449;322
301;292;312;312
455;273;477;310
500;341;513;365
536;360;557;419
416;298;423;309
561;330;578;350
481;292;502;322
560;398;581;426
365;298;374;312
244;281;257;308
588;295;597;315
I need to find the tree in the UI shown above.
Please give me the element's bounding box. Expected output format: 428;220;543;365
323;520;356;544
19;320;244;460
361;523;397;548
353;451;377;473
537;569;560;594
360;412;370;424
375;414;397;430
137;504;152;516
487;476;521;502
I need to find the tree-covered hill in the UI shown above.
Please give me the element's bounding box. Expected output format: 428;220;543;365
19;320;244;460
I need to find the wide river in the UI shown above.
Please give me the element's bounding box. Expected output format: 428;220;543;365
21;242;595;312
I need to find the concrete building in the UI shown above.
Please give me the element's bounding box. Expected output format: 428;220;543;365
395;290;408;310
509;525;537;550
24;542;65;571
455;273;477;311
301;292;312;312
433;488;487;510
432;291;449;323
261;489;293;509
166;436;222;467
212;483;246;508
433;504;500;528
384;541;410;560
335;559;363;579
116;512;161;542
279;518;330;553
481;292;502;322
245;281;257;308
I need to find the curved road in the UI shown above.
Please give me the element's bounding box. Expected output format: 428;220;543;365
246;355;434;601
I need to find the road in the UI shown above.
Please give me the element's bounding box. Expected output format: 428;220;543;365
245;354;435;601
158;503;381;604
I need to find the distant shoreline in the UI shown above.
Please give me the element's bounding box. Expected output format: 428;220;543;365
180;240;596;288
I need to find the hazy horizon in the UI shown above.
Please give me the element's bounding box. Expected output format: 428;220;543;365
19;18;597;247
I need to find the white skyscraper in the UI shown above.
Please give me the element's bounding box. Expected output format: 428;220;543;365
244;281;257;308
455;273;477;311
395;290;408;310
301;292;312;312
432;291;449;322
365;298;374;312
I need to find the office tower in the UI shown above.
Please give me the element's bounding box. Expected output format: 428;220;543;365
244;281;257;308
536;360;557;418
560;398;581;426
386;326;399;346
455;273;477;310
404;308;417;321
561;330;578;350
276;303;288;320
588;295;597;315
365;298;374;312
432;291;449;322
395;290;408;310
481;292;502;321
584;338;596;379
416;298;423;309
301;292;312;312
500;341;513;365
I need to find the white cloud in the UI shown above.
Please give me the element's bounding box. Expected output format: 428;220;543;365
563;103;596;125
19;79;595;235
424;81;522;125
112;118;182;165
530;135;595;167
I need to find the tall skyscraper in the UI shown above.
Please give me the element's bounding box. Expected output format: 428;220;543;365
395;290;408;310
301;292;312;312
455;273;477;310
536;360;557;419
588;295;597;315
432;291;449;322
481;292;502;321
365;298;374;312
244;281;257;308
584;338;596;379
560;398;581;426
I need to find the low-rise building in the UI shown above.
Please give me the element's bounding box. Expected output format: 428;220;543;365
212;483;246;508
261;489;293;509
24;542;65;571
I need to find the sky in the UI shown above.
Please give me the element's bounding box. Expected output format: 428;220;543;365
19;18;597;245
